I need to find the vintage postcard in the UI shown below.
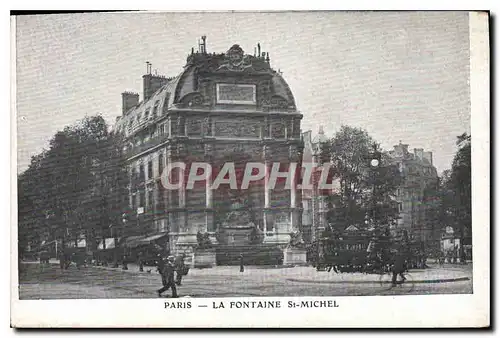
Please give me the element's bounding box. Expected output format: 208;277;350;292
11;11;489;328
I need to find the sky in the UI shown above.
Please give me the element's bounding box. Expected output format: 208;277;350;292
15;11;471;174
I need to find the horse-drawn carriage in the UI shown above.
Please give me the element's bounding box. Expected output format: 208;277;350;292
312;229;404;274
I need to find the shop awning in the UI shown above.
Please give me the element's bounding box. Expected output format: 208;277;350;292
98;238;119;250
345;225;359;232
67;239;87;248
123;233;168;249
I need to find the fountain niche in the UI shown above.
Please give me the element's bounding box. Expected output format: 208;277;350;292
217;197;263;246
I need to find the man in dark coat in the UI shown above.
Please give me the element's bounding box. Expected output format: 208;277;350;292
392;250;407;286
239;253;244;273
138;251;144;272
174;254;186;286
157;255;178;298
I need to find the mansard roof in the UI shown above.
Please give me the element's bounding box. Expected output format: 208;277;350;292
115;42;298;136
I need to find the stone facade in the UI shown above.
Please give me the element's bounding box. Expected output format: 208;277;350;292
386;141;439;246
114;39;304;259
301;127;331;243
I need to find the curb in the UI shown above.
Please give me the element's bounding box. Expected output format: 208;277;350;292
92;265;157;274
286;277;470;285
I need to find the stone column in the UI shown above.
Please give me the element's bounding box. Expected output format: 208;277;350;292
177;143;187;233
204;142;216;236
263;144;273;233
289;143;301;232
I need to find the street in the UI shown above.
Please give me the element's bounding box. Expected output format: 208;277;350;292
18;262;473;299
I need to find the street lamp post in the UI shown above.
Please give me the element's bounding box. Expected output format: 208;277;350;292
122;213;128;270
369;143;381;229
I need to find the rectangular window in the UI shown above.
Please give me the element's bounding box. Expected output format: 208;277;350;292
139;191;145;208
398;202;403;212
131;193;137;210
139;164;145;181
158;153;164;176
153;102;159;119
147;190;154;212
147;161;153;179
156;184;164;213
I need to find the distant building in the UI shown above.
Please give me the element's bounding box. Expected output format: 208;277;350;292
301;126;332;243
386;141;439;247
302;133;440;249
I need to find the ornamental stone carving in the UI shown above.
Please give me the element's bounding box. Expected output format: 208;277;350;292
187;119;202;136
214;121;260;138
289;144;299;161
263;144;273;161
204;143;214;157
261;95;290;111
203;117;213;136
216;45;254;72
271;122;286;139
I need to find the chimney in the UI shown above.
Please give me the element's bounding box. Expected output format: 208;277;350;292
393;141;409;156
121;92;139;115
143;73;169;102
414;148;424;160
422;151;433;165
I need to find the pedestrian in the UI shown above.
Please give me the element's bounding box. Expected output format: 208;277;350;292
438;251;445;266
460;249;467;265
138;251;144;272
157;255;178;298
239;253;244;273
175;253;186;286
391;250;407;287
452;246;458;264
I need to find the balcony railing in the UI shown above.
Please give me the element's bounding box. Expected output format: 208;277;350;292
126;134;169;158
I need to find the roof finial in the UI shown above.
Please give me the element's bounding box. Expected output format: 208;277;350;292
257;43;261;57
201;35;207;54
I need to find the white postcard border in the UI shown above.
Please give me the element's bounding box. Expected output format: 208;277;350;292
9;11;490;328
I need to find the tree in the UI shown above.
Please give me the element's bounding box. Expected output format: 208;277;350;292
443;133;471;258
17;115;128;258
322;125;402;232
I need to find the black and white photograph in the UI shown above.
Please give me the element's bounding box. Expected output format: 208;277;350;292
11;10;489;328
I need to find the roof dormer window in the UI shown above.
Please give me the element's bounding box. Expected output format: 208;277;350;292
152;102;159;119
144;109;150;121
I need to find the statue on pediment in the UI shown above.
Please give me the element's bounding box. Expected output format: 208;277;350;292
217;44;254;71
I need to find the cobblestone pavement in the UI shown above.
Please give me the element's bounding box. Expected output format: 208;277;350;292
18;261;473;299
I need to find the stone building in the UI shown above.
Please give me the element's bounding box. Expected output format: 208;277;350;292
301;127;331;243
386;141;440;247
114;38;304;259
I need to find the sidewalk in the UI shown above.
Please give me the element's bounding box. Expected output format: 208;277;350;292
93;262;472;285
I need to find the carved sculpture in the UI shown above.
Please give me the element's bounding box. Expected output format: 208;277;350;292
217;44;254;72
288;231;306;249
